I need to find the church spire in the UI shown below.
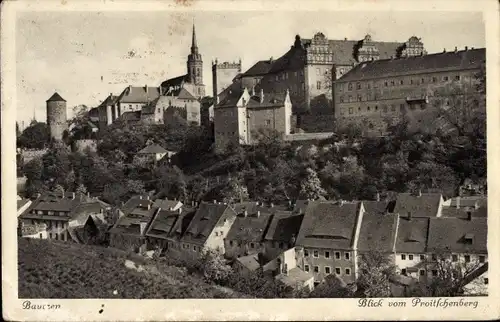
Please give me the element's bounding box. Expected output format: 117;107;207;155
191;22;198;54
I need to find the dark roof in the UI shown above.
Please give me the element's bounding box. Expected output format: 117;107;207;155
109;212;153;236
17;199;31;210
235;253;261;271
276;267;314;286
449;196;487;208
116;86;160;104
225;212;273;242
441;206;487;219
121;197;154;216
137;144;169;155
160;75;188;92
394;216;430;253
46;92;66;102
163;86;197;100
357;213;398;252
247;91;288;109
98;94;118;107
217;86;245;108
145;208;182;239
152;199;182;211
296;201;361;250
393;193;442;218
264;212;303;242
337;48;485;82
362;200;389;215
243;60;274;76
181;202;234;246
427;217;487;254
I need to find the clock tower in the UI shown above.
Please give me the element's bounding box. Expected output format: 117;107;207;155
187;23;203;85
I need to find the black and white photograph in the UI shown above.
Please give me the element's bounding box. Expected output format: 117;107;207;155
2;0;499;320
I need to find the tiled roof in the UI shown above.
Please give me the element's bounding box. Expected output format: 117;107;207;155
163;86;197;100
362;200;389;215
152;199;182;211
17;199;30;210
394;216;430;253
217;86;245;108
264;212;303;242
448;196;487;208
441;206;487;219
30;199;79;213
98;94;118;107
116;86;160;104
217;80;244;106
109;213;152;236
145;209;182;239
243;60;274;76
181;202;234;246
393;193;442;218
358;213;398;252
276;267;314;286
47;92;66;102
427;217;487;254
225;212;273;242
296;201;361;250
247;91;288;109
337;48;485;82
121;197;154;216
235;253;261;271
137;144;169;155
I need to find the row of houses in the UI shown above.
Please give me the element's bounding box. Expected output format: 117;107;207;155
100;192;487;294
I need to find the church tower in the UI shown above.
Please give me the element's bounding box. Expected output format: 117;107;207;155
187;24;203;85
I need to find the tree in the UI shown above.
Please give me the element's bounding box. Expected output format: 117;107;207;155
200;250;232;284
75;183;88;195
309;274;355;298
41;146;73;189
153;165;187;200
298;167;326;200
17;122;50;149
356;251;397;297
219;176;249;204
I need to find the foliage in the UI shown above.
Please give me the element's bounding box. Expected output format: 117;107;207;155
298;167;326;200
18;238;236;299
309;274;355;298
355;251;397;297
17;121;50;149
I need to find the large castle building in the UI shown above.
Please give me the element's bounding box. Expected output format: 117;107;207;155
46;92;68;141
333;47;485;136
239;33;427;117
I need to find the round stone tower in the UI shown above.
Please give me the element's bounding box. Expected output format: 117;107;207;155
46;92;68;141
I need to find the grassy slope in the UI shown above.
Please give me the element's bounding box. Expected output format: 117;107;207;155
18;238;240;299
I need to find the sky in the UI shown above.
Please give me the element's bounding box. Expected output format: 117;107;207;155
16;10;485;127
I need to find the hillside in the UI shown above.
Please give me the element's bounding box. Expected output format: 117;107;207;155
18;238;240;299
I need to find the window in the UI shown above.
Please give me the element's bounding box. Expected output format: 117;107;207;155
55;234;59;240
452;254;458;262
455;75;460;81
375;105;378;111
215;232;218;237
229;241;233;246
408;254;414;260
345;268;351;275
484;278;489;285
316;68;321;76
39;233;42;239
367;106;371;111
265;120;271;125
348;95;353;102
432;254;437;261
464;255;471;263
410;79;414;85
325;251;330;259
304;249;309;257
356;83;361;90
325;266;331;274
279;242;284;249
344;252;350;260
316;81;321;90
340;96;344;103
432;77;437;83
400;80;404;85
391;105;396;112
349;107;353;114
452;271;458;279
305;265;310;272
313;250;319;258
479;255;486;263
314;266;319;273
357;95;362;102
275;75;279;81
367;83;371;89
335;251;341;259
430;270;437;277
420;254;426;261
348;83;353;91
48;211;54;215
390;80;395;86
193;246;197;251
384;81;388;87
419;269;426;276
186;244;190;249
250;243;255;249
443;76;449;81
401;268;407;275
401;254;406;260
335;267;341;275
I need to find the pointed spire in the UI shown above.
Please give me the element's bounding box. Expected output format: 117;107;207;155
191;20;198;54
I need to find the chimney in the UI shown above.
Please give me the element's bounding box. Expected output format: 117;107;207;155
456;196;460;209
178;208;182;214
145;85;148;93
454;46;458;53
72;192;75;199
339;200;344;206
147;204;151;210
260;89;264;103
270;202;274;208
256;211;261;218
418;190;422;197
465;46;468;51
443;48;446;53
213;199;217;204
344;37;347;41
146;195;150;200
139;196;143;200
376;193;380;202
159;84;162;95
244;210;248;217
467;211;472;221
140;222;147;235
251;86;256;96
128;85;132;93
408;211;412;220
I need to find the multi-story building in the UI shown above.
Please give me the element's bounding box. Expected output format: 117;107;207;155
333;47;485;136
295;200;365;286
262;211;304;260
392;192;445;218
115;85;161;117
214;88;292;152
238;33;425;117
212;59;242;105
148;88;201;126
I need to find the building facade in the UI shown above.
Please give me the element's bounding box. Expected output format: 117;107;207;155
333;47;485;136
212;59;242;105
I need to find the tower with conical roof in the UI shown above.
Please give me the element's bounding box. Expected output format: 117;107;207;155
187;23;203;86
46;92;68;141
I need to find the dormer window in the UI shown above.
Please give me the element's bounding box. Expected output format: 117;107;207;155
464;233;474;245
